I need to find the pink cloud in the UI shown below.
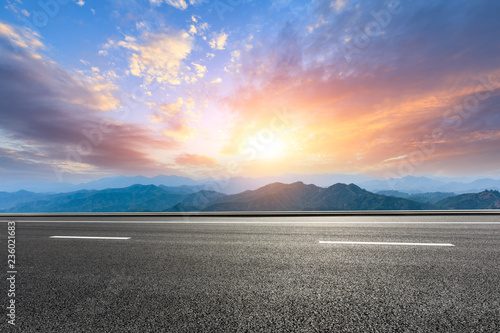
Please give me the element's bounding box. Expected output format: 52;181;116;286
175;153;219;168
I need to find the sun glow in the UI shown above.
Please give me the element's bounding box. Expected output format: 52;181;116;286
259;138;287;160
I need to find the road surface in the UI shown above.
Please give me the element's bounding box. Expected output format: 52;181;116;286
1;214;500;332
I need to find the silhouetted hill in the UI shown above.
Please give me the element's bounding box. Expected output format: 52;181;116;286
3;185;189;213
377;190;456;204
0;174;206;193
203;182;435;211
0;190;49;210
377;190;410;198
306;183;435;210
76;175;202;191
166;203;200;212
202;182;321;211
436;190;500;209
157;185;207;195
164;190;227;212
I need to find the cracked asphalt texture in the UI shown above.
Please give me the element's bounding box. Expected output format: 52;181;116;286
1;215;500;332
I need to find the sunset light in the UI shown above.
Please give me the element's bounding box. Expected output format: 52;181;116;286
0;0;499;194
258;138;287;160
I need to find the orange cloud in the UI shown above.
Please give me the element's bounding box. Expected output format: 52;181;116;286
219;44;500;177
209;30;228;50
175;153;219;168
118;30;193;85
149;98;199;141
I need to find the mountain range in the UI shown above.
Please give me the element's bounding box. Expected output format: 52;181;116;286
436;190;500;209
1;182;499;213
200;182;434;211
360;176;500;194
376;190;456;204
3;174;500;196
1;185;200;213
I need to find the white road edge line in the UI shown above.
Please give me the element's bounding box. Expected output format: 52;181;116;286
50;236;131;240
319;241;455;246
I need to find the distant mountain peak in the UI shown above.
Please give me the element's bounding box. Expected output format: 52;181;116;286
478;190;500;199
327;183;363;192
437;189;500;209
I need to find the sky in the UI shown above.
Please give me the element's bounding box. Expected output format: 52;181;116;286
0;0;500;188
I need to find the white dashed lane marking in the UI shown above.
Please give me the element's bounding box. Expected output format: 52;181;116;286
50;236;131;240
319;241;455;246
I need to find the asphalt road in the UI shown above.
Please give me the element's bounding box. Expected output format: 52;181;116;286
1;215;500;332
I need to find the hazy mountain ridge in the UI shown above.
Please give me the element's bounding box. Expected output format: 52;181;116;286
200;182;435;211
361;176;500;194
0;190;50;210
203;182;324;211
3;174;500;195
2;185;204;213
377;190;456;204
303;184;435;211
1;182;499;213
165;190;227;212
437;190;500;209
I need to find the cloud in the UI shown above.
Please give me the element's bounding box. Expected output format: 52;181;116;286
0;147;57;179
150;0;207;10
149;98;199;141
218;0;500;176
191;63;207;78
117;30;193;85
0;21;180;180
0;22;118;112
165;0;188;10
0;21;43;50
175;153;218;168
330;0;347;12
150;0;188;10
188;21;209;36
209;31;228;50
189;0;207;4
